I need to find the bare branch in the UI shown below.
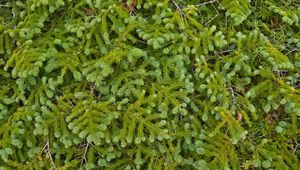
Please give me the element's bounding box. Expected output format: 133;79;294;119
285;48;299;56
294;138;298;153
0;4;10;7
204;13;219;25
246;136;257;145
171;0;185;25
42;139;57;170
80;142;90;167
41;142;48;153
230;87;237;104
217;49;235;55
195;0;219;7
228;86;244;112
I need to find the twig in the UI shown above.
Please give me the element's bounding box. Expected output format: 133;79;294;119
217;49;235;55
0;4;10;7
285;48;299;56
246;136;257;145
209;0;220;15
194;0;218;7
294;138;298;153
42;139;58;170
228;86;245;112
89;82;95;94
41;142;48;153
230;87;237;104
69;100;75;108
204;13;219;25
80;142;90;167
171;0;185;25
47;142;57;170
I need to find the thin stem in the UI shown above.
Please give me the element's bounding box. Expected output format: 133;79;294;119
217;49;235;55
42;139;58;170
0;4;10;7
194;0;219;7
80;142;90;167
230;87;237;108
294;138;298;153
171;0;185;26
204;14;219;25
285;48;299;56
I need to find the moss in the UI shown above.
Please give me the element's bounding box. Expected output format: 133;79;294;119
0;0;299;169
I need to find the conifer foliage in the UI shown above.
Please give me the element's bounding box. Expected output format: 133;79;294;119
0;0;300;169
